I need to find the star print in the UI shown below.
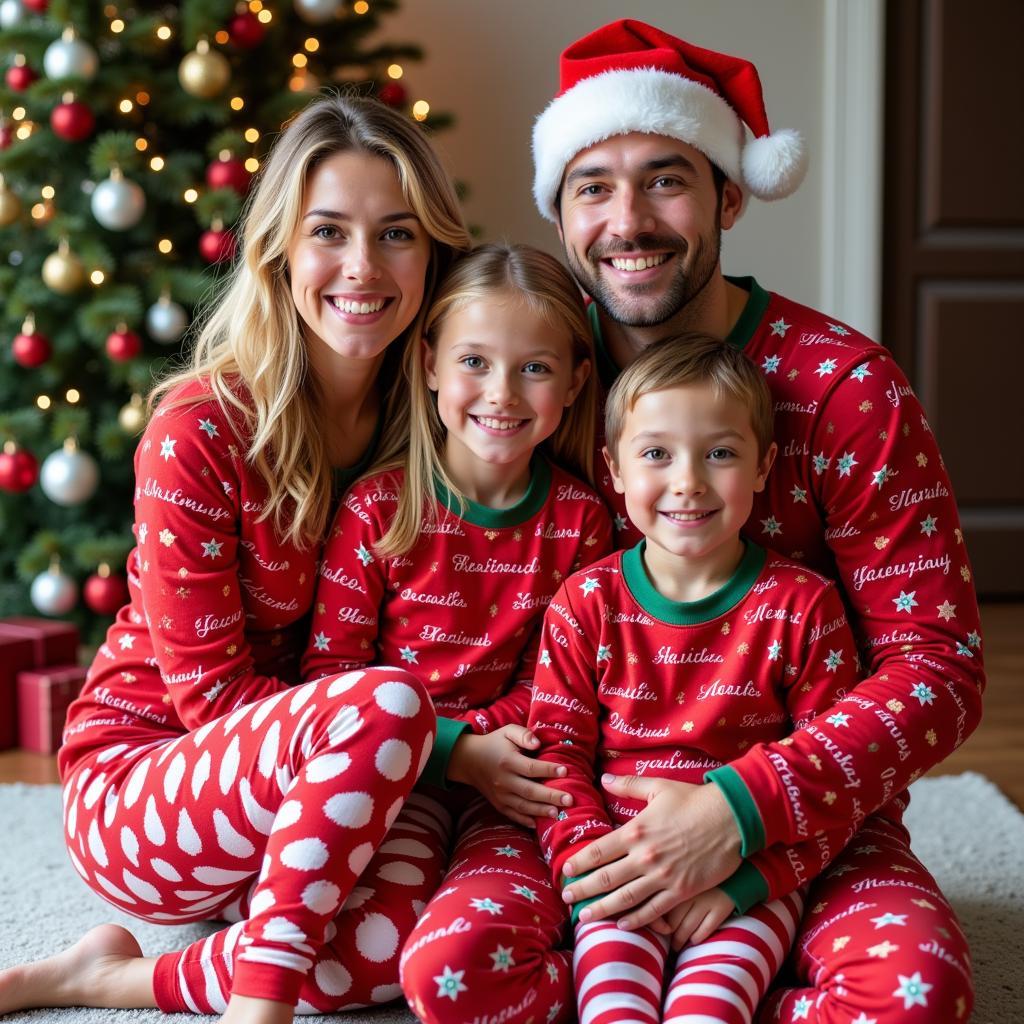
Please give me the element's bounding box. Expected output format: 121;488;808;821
967;630;981;648
137;523;148;544
489;944;515;973
433;965;467;1001
762;354;782;373
469;897;503;915
159;435;177;461
355;543;373;566
158;529;176;547
546;962;560;983
893;971;932;1010
786;664;799;677
955;641;974;658
836;451;858;477
761;515;782;537
832;935;850;952
769;317;790;336
827;711;851;728
910;682;935;705
313;631;330;652
893;590;918;613
201;539;223;559
768;640;783;661
827;322;850;336
920;514;938;536
915;453;928;469
596;643;612;662
118;634;135;650
197;418;218;438
512;884;539;903
613;513;628;531
871;465;895;489
824;649;844;673
681;720;695;732
850;362;872;382
579;576;600;597
484;530;498;540
815;358;838;377
494;845;521;858
867;939;899;958
792;994;813;1019
851;1014;878;1024
539;649;551;667
960;565;971;582
790;485;807;503
936;600;956;621
399;645;418;664
813;452;831;475
870;912;907;929
855;844;881;855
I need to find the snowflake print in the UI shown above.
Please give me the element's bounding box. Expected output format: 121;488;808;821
910;682;935;705
762;354;782;373
197;418;218;438
201;539;223;558
893;590;918;613
433;965;468;1001
871;465;895;489
815;358;838;377
767;640;783;661
849;362;872;382
813;452;831;475
893;972;933;1010
826;711;851;728
824;649;844;673
920;515;938;536
791;485;807;503
769;317;790;336
827;322;850;336
159;435;177;461
835;451;858;477
579;576;600;597
399;645;418;664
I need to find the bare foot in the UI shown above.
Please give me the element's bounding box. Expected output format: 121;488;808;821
0;923;158;1013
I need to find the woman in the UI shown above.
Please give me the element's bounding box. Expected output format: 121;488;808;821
0;94;470;1024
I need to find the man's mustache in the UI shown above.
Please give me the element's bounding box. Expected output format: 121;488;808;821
587;236;687;261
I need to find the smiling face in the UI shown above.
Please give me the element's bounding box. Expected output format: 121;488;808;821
606;382;776;591
424;290;589;499
557;133;741;328
287;149;431;364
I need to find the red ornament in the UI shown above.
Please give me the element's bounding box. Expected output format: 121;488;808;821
83;567;129;616
378;82;407;107
5;63;37;92
50;99;95;142
0;120;12;150
105;327;142;362
228;10;265;49
206;157;252;194
22;0;49;11
0;443;38;493
199;226;236;264
12;327;52;368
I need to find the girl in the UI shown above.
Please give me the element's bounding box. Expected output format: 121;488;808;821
0;94;470;1024
301;243;613;1024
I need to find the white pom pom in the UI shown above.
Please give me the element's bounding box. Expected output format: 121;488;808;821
742;129;808;200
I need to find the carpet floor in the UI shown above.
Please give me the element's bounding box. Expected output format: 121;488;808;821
0;772;1020;1023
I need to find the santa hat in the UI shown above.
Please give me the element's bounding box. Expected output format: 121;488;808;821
532;19;807;222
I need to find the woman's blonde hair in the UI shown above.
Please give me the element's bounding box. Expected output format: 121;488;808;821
373;242;595;559
151;92;471;549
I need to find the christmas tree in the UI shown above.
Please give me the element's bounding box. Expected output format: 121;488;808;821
0;0;450;643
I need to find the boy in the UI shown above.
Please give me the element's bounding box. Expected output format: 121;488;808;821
529;336;866;1024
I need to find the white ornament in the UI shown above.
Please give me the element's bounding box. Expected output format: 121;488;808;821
0;0;24;30
43;29;99;82
294;0;341;25
91;169;146;230
145;297;189;344
40;441;100;506
31;565;78;616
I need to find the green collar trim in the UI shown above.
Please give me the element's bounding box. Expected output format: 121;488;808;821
620;539;766;625
433;455;551;528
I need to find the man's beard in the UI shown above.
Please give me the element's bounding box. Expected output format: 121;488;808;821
565;225;721;329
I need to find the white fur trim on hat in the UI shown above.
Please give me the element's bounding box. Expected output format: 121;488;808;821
742;128;807;200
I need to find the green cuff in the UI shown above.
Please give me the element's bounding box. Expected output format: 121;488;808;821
422;716;471;789
563;871;603;927
718;860;770;915
705;765;766;856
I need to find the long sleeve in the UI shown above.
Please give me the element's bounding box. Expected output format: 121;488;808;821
725;356;984;843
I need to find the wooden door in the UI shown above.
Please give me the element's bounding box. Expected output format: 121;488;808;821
883;0;1024;595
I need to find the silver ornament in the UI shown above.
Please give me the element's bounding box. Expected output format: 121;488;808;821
30;564;78;616
145;297;189;344
0;0;24;30
40;441;100;506
43;29;99;82
294;0;341;25
91;169;146;230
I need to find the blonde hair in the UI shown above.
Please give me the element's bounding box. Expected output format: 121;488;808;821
373;242;595;558
151;92;471;549
604;333;774;458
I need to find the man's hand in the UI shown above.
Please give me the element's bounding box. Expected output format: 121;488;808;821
561;776;742;930
447;725;571;827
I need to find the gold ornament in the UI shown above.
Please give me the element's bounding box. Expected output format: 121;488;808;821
178;39;230;99
42;238;86;294
118;393;146;434
0;174;21;226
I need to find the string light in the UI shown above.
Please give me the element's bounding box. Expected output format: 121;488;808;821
37;395;51;410
215;30;229;44
230;96;244;111
157;238;173;254
304;38;320;52
249;0;263;9
244;128;259;143
245;157;259;172
257;9;272;22
12;107;25;120
136;91;150;106
156;24;172;40
135;137;148;151
41;185;55;199
354;1;369;13
66;389;81;403
387;64;403;79
412;100;430;121
111;18;125;32
104;4;117;15
119;99;134;113
183;188;198;203
293;53;308;68
16;123;33;140
90;270;105;285
31;203;47;219
150;156;165;171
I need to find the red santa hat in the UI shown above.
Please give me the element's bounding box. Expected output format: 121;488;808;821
532;19;808;222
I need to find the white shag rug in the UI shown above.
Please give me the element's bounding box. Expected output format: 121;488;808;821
0;772;1020;1024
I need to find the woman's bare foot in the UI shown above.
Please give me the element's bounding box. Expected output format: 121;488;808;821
0;923;158;1013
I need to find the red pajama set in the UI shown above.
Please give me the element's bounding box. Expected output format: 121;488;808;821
584;282;981;1022
299;460;612;1024
58;381;438;1014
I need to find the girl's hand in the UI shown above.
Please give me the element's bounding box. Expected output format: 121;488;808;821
447;725;572;827
662;888;735;950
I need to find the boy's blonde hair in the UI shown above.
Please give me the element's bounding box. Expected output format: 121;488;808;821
373;242;595;559
152;92;471;550
605;333;774;458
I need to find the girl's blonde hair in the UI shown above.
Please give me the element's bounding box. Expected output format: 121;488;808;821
151;92;471;549
373;242;595;559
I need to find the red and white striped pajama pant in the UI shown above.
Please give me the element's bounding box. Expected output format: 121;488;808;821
60;669;443;1013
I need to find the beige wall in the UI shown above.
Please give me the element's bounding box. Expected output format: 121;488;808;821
376;0;825;310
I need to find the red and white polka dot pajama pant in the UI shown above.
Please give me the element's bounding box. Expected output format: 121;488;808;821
60;669;440;1013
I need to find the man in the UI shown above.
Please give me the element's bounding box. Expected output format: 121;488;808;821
529;19;981;1023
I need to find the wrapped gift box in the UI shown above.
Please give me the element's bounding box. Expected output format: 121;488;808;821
0;617;79;668
17;665;88;755
0;634;36;750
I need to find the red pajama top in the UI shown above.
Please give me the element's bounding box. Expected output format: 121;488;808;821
530;543;862;909
589;280;985;855
301;460;613;781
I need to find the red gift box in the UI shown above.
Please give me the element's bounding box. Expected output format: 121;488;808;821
0;616;79;668
17;664;88;755
0;634;36;750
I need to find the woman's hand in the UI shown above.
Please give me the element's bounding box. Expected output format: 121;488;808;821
661;888;735;950
447;725;572;827
561;775;742;930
